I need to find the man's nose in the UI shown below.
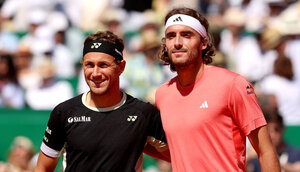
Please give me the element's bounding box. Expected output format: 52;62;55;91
92;66;102;76
174;36;183;49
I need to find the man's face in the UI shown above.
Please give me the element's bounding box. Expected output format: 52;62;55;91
165;24;206;69
268;122;284;148
82;52;125;96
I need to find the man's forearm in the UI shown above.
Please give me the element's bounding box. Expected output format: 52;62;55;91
143;143;171;162
259;150;280;172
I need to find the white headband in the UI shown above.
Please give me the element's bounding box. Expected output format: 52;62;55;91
165;14;207;38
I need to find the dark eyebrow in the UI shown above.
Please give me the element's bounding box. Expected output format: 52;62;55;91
166;30;195;36
166;31;175;37
180;30;194;35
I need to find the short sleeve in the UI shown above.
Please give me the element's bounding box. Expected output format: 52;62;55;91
228;75;266;136
41;105;66;157
148;106;167;143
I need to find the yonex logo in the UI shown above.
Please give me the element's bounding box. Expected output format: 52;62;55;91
91;43;102;49
200;101;208;108
173;16;183;22
127;116;138;122
68;116;91;123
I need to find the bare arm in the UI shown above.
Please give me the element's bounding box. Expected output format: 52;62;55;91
34;151;60;172
248;126;280;172
143;136;171;162
143;142;171;162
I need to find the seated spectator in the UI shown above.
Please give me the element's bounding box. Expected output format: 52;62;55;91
25;58;73;110
0;54;25;109
120;13;175;102
12;45;42;91
246;110;300;172
256;56;300;125
47;11;76;79
0;14;19;54
219;7;262;83
0;136;36;172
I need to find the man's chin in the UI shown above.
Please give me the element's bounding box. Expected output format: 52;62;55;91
89;88;107;96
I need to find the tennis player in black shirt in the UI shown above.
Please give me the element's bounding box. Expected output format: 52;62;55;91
34;31;169;172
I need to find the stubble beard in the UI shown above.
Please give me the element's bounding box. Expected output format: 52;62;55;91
170;50;200;69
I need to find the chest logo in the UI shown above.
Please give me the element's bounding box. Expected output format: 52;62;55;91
68;116;91;123
127;116;138;122
200;101;208;108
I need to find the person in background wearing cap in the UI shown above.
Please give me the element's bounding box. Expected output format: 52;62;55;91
155;7;280;171
246;109;300;172
34;31;170;172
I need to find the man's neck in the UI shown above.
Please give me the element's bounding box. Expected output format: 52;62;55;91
86;90;123;108
177;63;206;87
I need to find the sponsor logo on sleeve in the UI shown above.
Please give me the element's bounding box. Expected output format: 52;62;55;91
246;85;254;95
43;136;49;142
46;126;52;135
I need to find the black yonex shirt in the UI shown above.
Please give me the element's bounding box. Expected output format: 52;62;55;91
41;92;166;172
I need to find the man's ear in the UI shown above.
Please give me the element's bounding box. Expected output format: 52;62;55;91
118;60;126;75
201;37;208;50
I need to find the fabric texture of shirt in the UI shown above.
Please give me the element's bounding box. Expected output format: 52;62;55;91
40;92;166;172
155;65;266;172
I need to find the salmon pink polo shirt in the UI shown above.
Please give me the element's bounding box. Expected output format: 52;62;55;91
155;65;266;172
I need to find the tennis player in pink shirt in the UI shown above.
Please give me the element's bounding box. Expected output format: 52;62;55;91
155;7;280;172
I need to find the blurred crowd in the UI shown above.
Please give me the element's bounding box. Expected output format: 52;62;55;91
0;0;300;171
1;0;300;125
0;136;37;172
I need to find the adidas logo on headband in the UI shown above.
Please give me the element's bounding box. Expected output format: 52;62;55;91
173;16;183;22
165;14;207;38
91;43;102;49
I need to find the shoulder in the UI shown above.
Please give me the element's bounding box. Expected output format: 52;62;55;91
157;76;177;92
53;94;83;112
125;94;159;114
205;66;256;98
206;65;239;78
205;65;246;86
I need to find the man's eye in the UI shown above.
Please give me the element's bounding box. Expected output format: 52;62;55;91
99;64;109;68
182;33;191;37
85;63;93;67
166;34;175;39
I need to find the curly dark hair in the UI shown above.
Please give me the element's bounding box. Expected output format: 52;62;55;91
159;8;215;71
83;31;124;62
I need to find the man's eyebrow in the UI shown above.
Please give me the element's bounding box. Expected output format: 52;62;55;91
166;31;175;36
180;30;194;34
166;30;194;35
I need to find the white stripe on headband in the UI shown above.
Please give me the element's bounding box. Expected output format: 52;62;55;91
165;14;207;38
